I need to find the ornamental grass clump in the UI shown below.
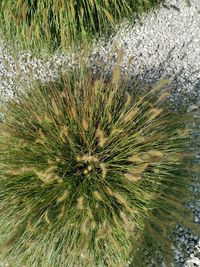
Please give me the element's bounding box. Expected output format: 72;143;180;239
0;65;198;267
0;0;163;53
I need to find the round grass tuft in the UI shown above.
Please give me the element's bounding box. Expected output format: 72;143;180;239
0;66;198;266
0;0;164;53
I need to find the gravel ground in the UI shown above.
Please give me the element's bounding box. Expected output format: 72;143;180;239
0;0;200;266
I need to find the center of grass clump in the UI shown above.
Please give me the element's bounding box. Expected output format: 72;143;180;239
76;155;98;175
0;67;197;267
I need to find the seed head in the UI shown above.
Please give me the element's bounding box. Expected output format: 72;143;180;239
77;196;85;210
44;210;51;225
100;163;107;179
93;191;103;201
124;173;141;182
82;118;89;131
96;128;107;147
123;108;139;123
57;191;69;203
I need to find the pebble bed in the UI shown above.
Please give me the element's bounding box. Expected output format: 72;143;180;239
0;0;199;266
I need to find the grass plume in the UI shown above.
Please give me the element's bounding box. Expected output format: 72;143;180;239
0;65;198;267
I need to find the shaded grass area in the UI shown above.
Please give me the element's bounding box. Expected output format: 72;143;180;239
0;0;165;54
